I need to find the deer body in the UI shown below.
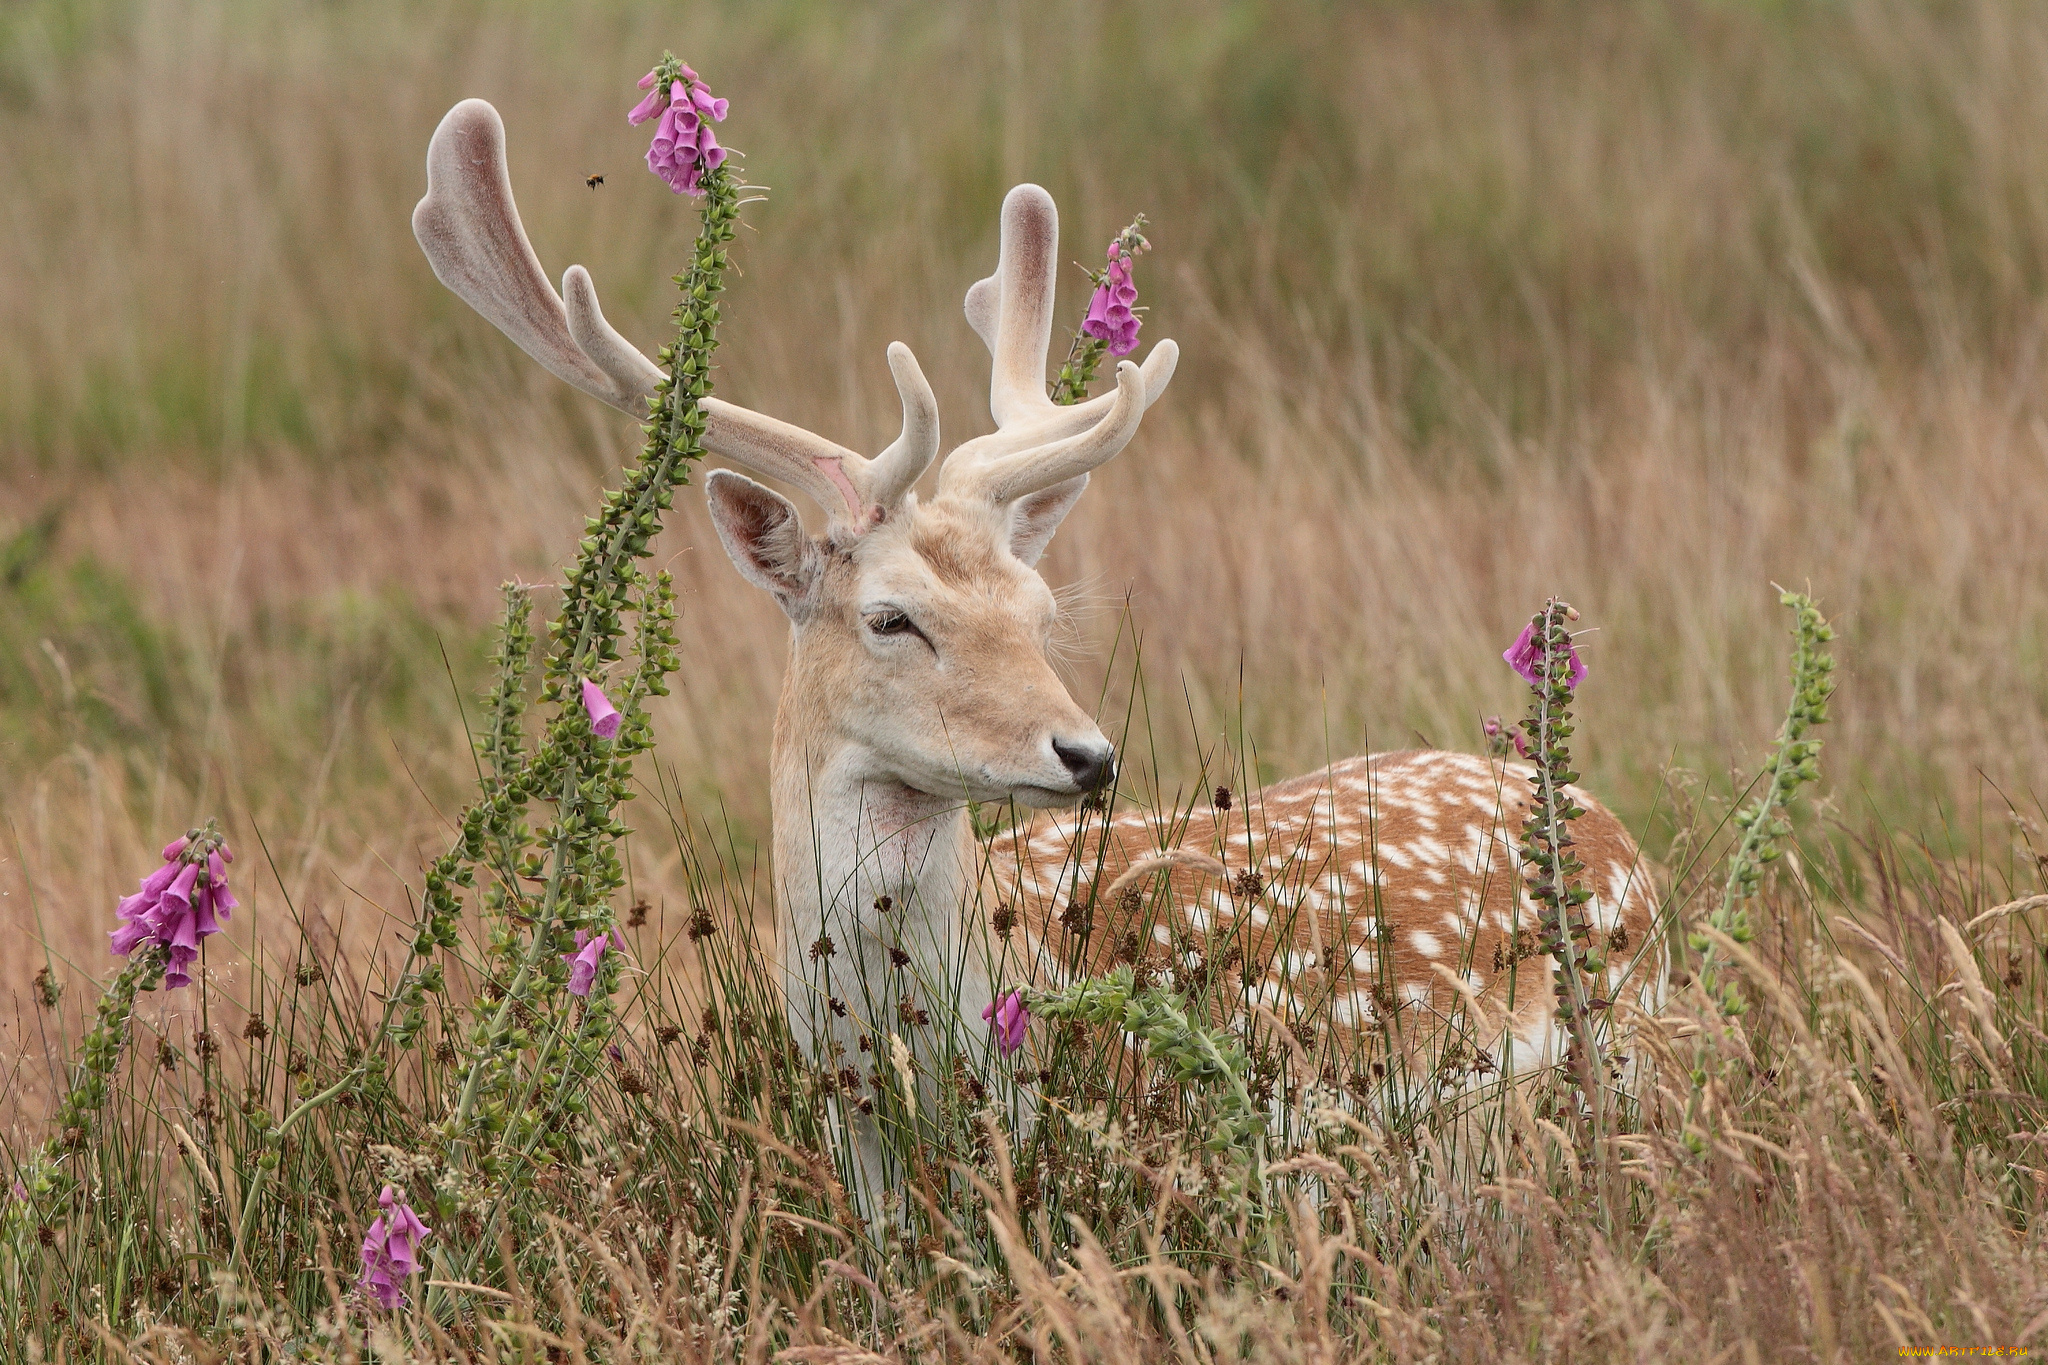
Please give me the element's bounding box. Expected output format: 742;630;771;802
985;750;1659;1085
412;102;1662;1186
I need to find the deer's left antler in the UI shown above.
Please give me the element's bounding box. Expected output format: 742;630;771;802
412;99;939;530
414;100;664;413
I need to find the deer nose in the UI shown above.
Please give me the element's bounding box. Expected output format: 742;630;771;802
1052;737;1115;792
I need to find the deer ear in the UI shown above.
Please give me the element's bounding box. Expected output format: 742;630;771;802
1006;474;1089;567
706;470;824;615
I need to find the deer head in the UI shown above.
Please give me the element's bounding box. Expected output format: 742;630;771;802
413;100;1176;808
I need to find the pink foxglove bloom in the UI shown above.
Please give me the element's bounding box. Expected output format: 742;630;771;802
562;929;609;997
358;1184;431;1312
631;63;728;197
1482;716;1532;761
581;678;622;739
1081;244;1142;357
1503;621;1586;691
627;68;667;125
981;990;1029;1056
109;834;235;989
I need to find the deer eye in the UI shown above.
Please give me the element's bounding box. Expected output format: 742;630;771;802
865;610;919;638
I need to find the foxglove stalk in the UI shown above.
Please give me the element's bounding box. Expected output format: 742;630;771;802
1081;247;1141;357
1052;215;1150;403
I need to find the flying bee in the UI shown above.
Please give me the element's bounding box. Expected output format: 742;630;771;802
585;173;605;190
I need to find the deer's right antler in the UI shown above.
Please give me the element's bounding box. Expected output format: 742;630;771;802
412;99;939;529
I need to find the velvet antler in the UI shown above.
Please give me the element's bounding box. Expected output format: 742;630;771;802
412;99;938;528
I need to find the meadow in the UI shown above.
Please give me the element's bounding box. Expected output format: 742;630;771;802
3;0;2048;1359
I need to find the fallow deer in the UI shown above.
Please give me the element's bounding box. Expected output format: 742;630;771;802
413;100;1663;1171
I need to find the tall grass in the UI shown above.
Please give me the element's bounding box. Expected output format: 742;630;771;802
3;0;2048;1356
4;622;2047;1360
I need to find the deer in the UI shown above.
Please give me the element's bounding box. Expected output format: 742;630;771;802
413;99;1663;1192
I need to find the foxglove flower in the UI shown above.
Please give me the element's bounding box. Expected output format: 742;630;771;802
581;678;622;739
562;929;610;997
1483;715;1532;761
1503;621;1586;690
982;990;1029;1056
1081;245;1142;357
631;61;728;197
109;833;236;989
358;1184;431;1312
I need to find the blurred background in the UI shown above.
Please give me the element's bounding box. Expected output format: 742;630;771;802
2;1;2045;1037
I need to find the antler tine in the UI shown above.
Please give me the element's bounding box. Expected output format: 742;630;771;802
983;184;1062;427
698;400;871;525
700;341;939;529
944;360;1148;505
941;339;1178;475
939;183;1179;504
861;342;940;511
563;265;665;399
962;184;1179;438
414;100;659;416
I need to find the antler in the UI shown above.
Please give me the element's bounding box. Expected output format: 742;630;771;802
936;184;1179;505
414;100;661;413
696;343;938;528
412;99;938;528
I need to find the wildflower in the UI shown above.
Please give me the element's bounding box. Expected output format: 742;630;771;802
561;929;610;997
626;68;668;126
1484;715;1532;760
580;678;622;739
982;990;1029;1057
631;59;729;197
1502;620;1585;690
358;1184;431;1312
1081;243;1142;356
109;832;236;990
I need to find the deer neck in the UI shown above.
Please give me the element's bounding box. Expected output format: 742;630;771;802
766;665;989;1019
